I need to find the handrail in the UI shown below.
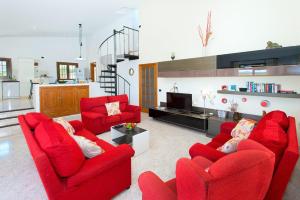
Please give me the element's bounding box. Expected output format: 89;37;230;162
117;74;130;86
123;26;139;32
97;29;124;51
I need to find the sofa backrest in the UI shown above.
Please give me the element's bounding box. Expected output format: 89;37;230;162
80;96;108;114
107;94;129;112
176;140;275;200
264;116;299;200
18;115;64;200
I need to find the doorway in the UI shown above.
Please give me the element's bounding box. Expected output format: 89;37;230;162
90;62;96;82
139;63;158;113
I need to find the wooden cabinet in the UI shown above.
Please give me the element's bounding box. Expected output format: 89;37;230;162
40;85;89;118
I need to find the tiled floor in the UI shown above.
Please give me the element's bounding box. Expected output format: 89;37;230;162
0;113;299;200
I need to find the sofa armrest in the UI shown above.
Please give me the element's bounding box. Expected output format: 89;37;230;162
220;122;237;135
138;171;177;200
189;143;226;161
81;111;105;120
68;120;84;132
67;144;134;187
126;104;141;112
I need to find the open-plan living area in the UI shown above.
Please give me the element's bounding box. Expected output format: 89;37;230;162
0;0;299;199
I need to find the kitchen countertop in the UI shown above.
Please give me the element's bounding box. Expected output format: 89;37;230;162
37;83;90;87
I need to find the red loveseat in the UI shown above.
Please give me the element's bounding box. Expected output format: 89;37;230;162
18;112;135;200
189;110;299;200
80;94;141;134
139;140;275;200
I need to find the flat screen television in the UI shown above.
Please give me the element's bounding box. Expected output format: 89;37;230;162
167;92;192;111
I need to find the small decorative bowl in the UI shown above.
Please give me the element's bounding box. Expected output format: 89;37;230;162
124;123;137;130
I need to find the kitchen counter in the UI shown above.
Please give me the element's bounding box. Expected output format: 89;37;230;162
38;83;90;87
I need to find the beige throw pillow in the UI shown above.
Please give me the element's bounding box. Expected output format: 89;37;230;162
105;101;121;116
72;135;103;158
54;117;75;135
54;117;103;158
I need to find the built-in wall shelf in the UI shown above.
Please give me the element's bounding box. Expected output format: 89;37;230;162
217;90;300;98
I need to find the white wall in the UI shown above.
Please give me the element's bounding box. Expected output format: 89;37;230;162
139;0;300;140
139;0;300;63
0;36;88;84
86;11;140;104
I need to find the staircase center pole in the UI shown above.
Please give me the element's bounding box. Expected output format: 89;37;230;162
113;30;118;96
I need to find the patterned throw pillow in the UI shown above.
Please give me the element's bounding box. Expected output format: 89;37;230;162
231;118;257;139
54;117;75;135
217;137;243;154
218;118;257;154
105;101;121;116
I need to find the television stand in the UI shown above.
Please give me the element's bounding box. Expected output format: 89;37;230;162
149;107;209;132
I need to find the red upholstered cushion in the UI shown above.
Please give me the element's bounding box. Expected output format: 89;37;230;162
107;95;128;112
259;110;289;131
35;121;85;177
105;115;121;124
211;133;232;145
249;120;287;165
81;96;108;113
24;112;51;129
120;112;135;121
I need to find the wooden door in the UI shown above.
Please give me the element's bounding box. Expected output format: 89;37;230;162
75;85;89;112
59;87;77;116
90;62;96;82
139;63;158;113
40;87;61;117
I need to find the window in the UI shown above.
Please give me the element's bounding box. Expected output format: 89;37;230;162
0;58;12;78
57;62;78;80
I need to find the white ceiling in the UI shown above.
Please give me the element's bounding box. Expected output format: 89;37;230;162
0;0;139;37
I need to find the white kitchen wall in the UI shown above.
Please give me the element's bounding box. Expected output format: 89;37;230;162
0;36;88;82
139;0;300;140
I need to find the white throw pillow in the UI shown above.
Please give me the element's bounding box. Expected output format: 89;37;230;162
105;101;121;116
54;117;103;158
72;135;103;158
54;117;75;135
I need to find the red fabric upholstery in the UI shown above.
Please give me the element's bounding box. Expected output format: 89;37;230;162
18;113;135;200
24;112;51;129
189;110;299;200
249;120;288;167
80;95;141;134
35;121;85;177
139;140;275;200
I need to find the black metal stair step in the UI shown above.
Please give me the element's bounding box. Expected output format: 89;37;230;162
107;64;117;68
124;54;139;60
117;58;125;63
99;81;116;83
101;86;116;88
101;70;116;73
100;76;116;78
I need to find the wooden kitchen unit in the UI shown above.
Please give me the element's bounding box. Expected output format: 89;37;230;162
39;85;89;117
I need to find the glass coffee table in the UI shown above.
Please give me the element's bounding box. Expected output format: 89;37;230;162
111;124;149;156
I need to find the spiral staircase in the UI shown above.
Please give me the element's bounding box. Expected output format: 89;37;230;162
98;26;139;102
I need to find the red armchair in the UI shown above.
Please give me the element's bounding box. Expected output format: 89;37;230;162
80;94;141;134
189;110;299;200
18;112;135;200
139;140;275;200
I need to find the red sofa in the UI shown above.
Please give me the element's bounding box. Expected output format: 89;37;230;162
80;94;141;134
18;112;135;200
189;110;299;200
139;140;275;200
